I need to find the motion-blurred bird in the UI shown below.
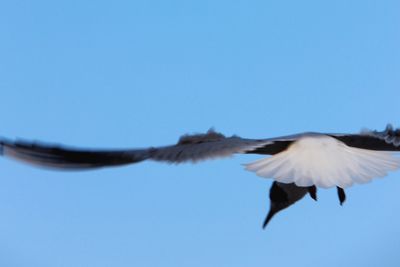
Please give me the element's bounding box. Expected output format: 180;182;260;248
1;124;400;228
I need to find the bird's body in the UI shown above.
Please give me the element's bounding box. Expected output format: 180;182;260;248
1;124;400;228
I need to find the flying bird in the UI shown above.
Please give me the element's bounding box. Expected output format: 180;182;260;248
1;124;400;228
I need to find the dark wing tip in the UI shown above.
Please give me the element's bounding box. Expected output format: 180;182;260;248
332;124;400;151
0;138;150;170
363;124;400;147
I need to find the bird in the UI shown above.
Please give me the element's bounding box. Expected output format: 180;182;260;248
1;124;400;228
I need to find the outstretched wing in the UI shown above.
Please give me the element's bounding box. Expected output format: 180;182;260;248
245;125;400;188
0;130;286;170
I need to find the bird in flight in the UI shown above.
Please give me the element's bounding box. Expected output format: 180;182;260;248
1;124;400;228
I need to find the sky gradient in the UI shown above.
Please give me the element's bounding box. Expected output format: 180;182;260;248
1;1;400;266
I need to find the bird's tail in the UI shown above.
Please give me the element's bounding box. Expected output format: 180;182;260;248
0;138;151;170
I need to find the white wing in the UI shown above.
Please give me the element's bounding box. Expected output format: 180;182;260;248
245;134;400;188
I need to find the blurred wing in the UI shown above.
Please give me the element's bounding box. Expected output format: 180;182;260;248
0;139;151;169
0;130;282;170
150;132;278;163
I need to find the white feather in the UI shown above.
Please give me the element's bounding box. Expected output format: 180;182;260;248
244;135;400;188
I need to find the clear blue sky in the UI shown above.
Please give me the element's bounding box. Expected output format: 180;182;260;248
1;0;399;266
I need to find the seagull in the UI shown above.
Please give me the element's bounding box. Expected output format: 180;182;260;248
1;124;400;228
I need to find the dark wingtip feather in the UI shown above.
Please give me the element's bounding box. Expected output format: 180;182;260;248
0;138;150;170
363;124;400;147
333;124;400;151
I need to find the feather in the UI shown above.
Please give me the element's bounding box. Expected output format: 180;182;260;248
245;135;400;188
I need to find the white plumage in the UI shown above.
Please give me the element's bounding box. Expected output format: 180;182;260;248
245;135;400;188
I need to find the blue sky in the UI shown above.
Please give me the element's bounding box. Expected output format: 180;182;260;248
1;0;400;266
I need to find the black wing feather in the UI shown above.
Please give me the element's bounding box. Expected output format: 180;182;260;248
0;139;150;169
331;124;400;151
